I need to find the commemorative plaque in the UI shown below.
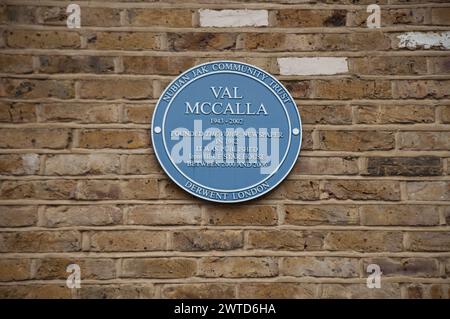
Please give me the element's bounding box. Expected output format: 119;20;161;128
152;61;302;203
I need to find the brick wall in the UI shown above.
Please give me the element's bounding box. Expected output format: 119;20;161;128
0;0;449;299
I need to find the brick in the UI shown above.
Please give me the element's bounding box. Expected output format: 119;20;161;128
243;33;317;51
0;285;71;299
124;154;161;174
128;9;193;27
322;180;400;201
1;5;35;24
124;104;154;124
318;131;395;151
393;80;450;99
0;54;33;73
313;79;391;99
446;258;450;275
199;257;278;278
0;231;80;252
34;258;116;280
298;105;352;125
172;230;243;251
428;57;450;73
281;257;359;277
405;232;450;251
86;32;160;50
168;32;237;51
281;81;312;100
0;128;70;149
445;206;450;225
404;284;449;299
284;205;359;226
41;205;122;227
321;284;401;299
0;102;36;123
293;157;358;175
6;30;80;49
347;9;428;27
361;205;440;226
398;132;450;151
278;57;348;75
395;32;450;50
247;230;324;251
0;79;74;99
0;180;77;200
88;230;166;252
0;206;37;227
350;57;427;75
239;283;316;299
45;154;120;175
355;105;435;124
362;258;439;277
0;259;31;281
76;179;159;200
162;284;236;299
80;284;155;299
276;9;346;27
324;231;403;252
122;258;196;278
77;129;150;149
37;6;121;27
364;156;442;176
39;56;114;74
78;80;153;100
200;9;268;27
38;103;120;123
245;57;277;73
127;204;201;225
204;205;277;225
432;8;450;25
158;179;194;200
0;154;40;175
406;182;450;201
301;130;313;150
122;56;195;75
268;180;320;200
319;32;391;51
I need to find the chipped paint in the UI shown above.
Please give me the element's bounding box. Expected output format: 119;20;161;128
397;32;450;50
199;9;269;27
277;57;349;75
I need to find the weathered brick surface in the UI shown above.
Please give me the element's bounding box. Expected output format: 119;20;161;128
360;205;440;226
88;230;166;252
247;230;324;251
198;257;278;278
284;205;359;226
34;258;116;280
363;157;442;176
122;258;197;278
204;205;277;225
162;284;236;299
324;231;403;252
0;2;449;299
280;257;359;277
127;205;201;225
239;283;316;299
40;205;122;227
0;206;37;227
172;230;243;251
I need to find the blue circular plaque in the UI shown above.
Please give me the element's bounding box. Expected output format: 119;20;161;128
152;61;302;203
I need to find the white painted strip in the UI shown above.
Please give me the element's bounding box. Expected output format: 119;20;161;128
397;32;450;50
277;57;349;76
199;9;269;27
